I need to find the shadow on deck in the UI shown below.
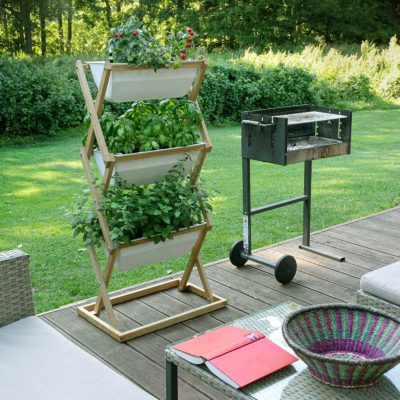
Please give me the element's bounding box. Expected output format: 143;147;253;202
41;207;400;400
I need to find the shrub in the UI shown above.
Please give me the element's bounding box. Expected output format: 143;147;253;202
69;162;211;246
378;72;400;99
258;66;316;107
336;75;373;101
309;79;340;107
199;64;316;122
0;58;84;137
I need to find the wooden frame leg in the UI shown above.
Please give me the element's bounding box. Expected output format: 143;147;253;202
102;163;115;189
179;229;207;291
87;244;117;328
196;255;214;302
93;250;117;315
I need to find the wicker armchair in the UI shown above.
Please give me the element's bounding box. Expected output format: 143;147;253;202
357;289;400;318
0;249;35;327
0;249;156;399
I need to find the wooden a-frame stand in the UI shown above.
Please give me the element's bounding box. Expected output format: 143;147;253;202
75;60;227;342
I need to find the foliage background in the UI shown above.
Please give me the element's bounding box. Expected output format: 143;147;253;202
1;1;400;56
0;1;399;139
1;38;400;139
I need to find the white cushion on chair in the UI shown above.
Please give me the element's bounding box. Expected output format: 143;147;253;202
0;316;155;400
360;261;400;307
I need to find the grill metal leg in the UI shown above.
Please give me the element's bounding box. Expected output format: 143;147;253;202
229;157;297;284
299;160;345;262
242;157;252;255
166;360;178;400
302;160;312;247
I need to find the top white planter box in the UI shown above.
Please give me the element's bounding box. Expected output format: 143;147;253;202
88;61;200;102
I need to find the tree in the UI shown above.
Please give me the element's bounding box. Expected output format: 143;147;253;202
0;0;399;56
38;0;48;56
57;0;64;53
67;0;73;54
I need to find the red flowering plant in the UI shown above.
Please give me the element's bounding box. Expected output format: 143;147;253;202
108;17;200;70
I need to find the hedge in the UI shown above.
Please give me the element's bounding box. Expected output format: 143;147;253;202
0;58;84;137
0;56;397;138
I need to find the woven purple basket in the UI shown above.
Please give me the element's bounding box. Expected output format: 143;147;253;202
282;304;400;388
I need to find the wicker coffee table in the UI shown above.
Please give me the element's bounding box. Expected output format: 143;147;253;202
165;302;400;400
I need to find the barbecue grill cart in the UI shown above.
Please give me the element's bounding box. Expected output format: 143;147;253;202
229;104;352;284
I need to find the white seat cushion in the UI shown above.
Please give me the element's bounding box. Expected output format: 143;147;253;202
360;261;400;306
0;316;155;400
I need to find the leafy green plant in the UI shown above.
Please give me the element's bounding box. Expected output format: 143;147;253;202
88;98;202;154
108;17;200;69
69;162;211;247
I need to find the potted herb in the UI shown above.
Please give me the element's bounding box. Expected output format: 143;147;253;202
69;163;211;270
86;98;205;185
88;17;204;102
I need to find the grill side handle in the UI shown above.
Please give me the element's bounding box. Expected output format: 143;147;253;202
241;120;286;164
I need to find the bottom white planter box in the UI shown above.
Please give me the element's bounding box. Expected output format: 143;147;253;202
102;224;205;271
94;146;202;186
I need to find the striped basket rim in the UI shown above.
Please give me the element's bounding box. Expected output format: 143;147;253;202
282;303;400;366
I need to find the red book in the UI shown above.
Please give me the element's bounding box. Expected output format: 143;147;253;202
172;326;297;388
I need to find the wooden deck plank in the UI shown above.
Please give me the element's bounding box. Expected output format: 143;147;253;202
42;307;211;400
39;206;400;400
210;260;350;306
328;223;400;250
348;220;400;243
272;242;372;278
298;236;394;267
218;260;353;304
312;234;397;263
257;247;360;289
321;229;400;257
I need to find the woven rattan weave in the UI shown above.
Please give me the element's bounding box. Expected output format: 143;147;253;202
357;289;400;318
0;249;34;327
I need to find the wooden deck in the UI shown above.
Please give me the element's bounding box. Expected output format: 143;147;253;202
41;207;400;400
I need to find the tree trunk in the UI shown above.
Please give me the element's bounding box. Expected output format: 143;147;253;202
2;7;10;52
39;0;47;56
58;4;64;53
116;0;122;13
20;0;33;54
104;0;112;29
67;0;72;54
177;0;184;16
392;0;400;20
17;13;25;53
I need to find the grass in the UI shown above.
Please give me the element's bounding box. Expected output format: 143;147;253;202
1;109;399;313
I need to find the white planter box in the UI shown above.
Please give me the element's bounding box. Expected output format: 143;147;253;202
102;224;205;270
93;145;202;186
88;61;199;102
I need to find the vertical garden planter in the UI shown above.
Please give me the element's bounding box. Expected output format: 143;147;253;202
75;58;227;343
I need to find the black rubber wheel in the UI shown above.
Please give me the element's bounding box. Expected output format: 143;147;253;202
229;240;248;267
274;255;297;284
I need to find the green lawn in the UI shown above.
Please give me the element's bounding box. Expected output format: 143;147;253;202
1;110;399;313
